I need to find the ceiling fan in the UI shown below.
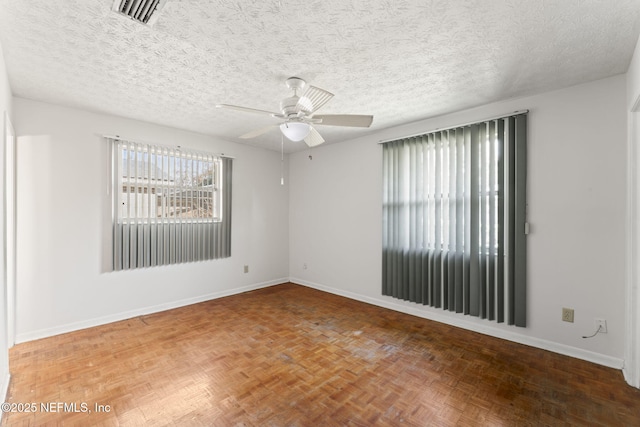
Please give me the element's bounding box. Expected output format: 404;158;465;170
216;77;373;147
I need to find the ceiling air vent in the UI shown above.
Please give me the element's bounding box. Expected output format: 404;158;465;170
112;0;167;26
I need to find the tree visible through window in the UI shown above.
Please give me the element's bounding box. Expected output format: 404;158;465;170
118;145;223;223
110;138;232;270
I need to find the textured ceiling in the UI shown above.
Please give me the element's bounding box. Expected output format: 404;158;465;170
0;0;639;152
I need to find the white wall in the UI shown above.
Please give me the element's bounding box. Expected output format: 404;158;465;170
13;98;289;342
5;62;631;381
0;38;12;407
625;34;640;387
290;75;628;368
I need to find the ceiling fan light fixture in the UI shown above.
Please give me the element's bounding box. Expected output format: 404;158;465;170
280;122;310;142
218;77;373;147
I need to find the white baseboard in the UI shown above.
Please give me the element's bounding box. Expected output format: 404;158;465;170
290;277;625;370
623;364;640;388
14;277;625;371
0;372;10;421
15;278;287;344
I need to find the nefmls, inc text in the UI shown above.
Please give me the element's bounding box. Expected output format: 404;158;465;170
1;402;111;413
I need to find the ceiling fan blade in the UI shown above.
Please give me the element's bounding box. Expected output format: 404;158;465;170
297;86;334;113
314;114;373;128
239;125;277;139
304;126;325;147
216;104;280;117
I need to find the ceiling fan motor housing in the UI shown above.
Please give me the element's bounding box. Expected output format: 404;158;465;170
281;77;312;117
280;96;301;117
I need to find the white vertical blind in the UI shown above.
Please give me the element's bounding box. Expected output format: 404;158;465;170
382;114;527;326
109;137;232;270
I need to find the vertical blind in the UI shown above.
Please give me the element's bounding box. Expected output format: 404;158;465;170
382;113;527;326
109;137;232;270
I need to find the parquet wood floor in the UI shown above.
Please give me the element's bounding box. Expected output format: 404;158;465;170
2;283;640;426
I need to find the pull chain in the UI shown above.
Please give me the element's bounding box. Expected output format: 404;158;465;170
280;134;285;185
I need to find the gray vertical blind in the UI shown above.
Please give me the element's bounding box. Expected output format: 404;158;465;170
382;113;527;326
109;138;232;270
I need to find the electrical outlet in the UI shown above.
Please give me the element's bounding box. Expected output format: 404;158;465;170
303;263;307;270
243;265;249;274
595;318;607;333
562;308;574;323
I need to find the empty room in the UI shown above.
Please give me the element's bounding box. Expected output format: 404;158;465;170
1;0;640;425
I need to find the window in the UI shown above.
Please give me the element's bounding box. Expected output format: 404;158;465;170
382;113;527;326
109;138;232;270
